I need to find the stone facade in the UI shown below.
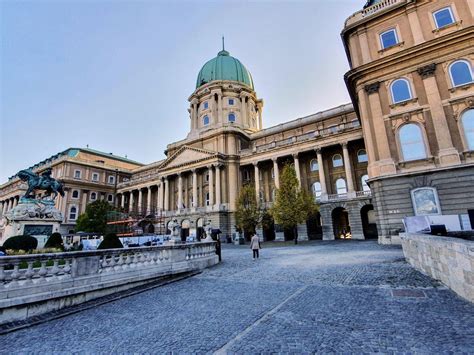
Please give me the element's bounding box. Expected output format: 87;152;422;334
401;233;474;302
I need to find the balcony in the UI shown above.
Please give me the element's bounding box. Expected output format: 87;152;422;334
321;190;372;202
345;0;405;27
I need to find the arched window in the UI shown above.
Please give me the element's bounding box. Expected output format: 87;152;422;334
357;149;368;163
361;175;370;192
449;60;473;87
107;194;114;202
203;115;210;126
332;154;343;168
228;113;236;122
310;159;319;172
390;79;412;103
461;109;474;151
399;124;427;161
336;178;347;194
69;206;77;220
72;190;79;199
90;192;97;201
312;182;322;199
203;101;209;110
433;7;455;29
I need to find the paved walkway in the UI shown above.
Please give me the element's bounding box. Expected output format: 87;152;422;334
1;241;473;354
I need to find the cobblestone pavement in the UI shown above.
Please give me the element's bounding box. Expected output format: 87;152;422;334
1;241;473;354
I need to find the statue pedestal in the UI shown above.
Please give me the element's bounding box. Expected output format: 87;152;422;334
0;200;63;246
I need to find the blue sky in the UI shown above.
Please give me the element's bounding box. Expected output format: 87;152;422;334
1;0;362;182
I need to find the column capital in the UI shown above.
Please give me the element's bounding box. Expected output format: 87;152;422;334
292;153;299;159
364;82;380;94
191;168;197;173
213;163;223;169
417;63;437;79
272;157;278;163
252;162;259;167
341;141;349;148
191;98;199;105
314;147;322;154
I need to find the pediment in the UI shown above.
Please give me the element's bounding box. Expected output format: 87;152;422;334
161;146;217;169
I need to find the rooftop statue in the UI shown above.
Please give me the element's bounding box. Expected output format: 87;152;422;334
17;168;65;203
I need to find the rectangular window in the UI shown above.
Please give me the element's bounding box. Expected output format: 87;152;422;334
74;170;82;179
228;99;234;105
108;176;115;184
380;29;398;49
433;7;454;29
92;173;99;182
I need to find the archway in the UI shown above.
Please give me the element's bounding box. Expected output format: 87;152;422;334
361;204;378;239
181;219;190;242
196;218;204;241
262;212;275;241
306;212;322;240
332;207;351;239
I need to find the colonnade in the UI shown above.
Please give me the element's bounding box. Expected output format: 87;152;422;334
250;142;357;201
0;195;20;216
118;164;223;214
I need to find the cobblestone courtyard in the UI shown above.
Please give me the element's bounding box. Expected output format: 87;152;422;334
1;241;473;354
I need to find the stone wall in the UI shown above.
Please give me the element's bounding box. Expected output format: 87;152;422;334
372;166;474;244
0;242;219;325
401;233;473;302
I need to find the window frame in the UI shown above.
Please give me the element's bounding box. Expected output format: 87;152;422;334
433;6;455;29
91;172;99;182
203;101;209;110
228;98;234;106
390;78;413;104
107;194;114;202
203;115;210;126
205;192;210;206
460;108;474;151
228;113;236;123
74;170;82;179
108;175;115;184
398;123;427;161
332;154;344;168
449;60;474;88
71;190;80;199
357;149;368;163
361;174;370;192
69;206;78;220
335;178;347;195
312;181;322;199
379;28;399;49
90;192;97;201
310;159;319;172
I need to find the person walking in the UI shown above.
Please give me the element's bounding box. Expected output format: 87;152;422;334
250;233;260;260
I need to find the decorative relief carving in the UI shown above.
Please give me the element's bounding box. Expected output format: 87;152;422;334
417;63;437;79
389;109;425;132
364;82;380;94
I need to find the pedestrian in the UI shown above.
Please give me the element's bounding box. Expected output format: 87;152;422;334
250;233;260;260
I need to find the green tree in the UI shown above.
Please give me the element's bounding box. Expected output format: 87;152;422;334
235;183;262;239
75;200;114;235
270;164;319;244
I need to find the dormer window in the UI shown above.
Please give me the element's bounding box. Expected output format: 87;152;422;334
203;115;210;126
433;7;455;29
228;113;236;122
380;29;398;49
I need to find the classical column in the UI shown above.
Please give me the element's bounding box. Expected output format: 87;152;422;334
406;4;424;45
293;154;301;187
157;182;163;210
164;178;169;211
272;158;280;189
121;193;125;208
417;64;460;166
12;197;18;208
138;188;143;214
364;83;396;175
357;88;376;173
146;186;152;214
61;190;68;220
215;164;221;207
316;148;327;196
192;169;198;209
177;173;183;210
217;93;223;123
228;163;238;210
0;201;3;216
81;190;88;214
240;94;248;127
342;143;355;193
130;190;135;213
208;166;214;206
254;162;260;201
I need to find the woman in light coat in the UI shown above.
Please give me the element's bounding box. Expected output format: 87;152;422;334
250;233;260;260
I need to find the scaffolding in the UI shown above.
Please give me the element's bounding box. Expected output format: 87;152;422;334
106;206;166;237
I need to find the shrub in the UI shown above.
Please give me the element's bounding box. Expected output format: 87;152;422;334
44;232;64;250
3;235;38;251
98;233;123;250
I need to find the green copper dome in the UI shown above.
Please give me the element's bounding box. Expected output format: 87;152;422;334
196;49;254;90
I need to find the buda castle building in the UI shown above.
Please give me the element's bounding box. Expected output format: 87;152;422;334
1;0;473;243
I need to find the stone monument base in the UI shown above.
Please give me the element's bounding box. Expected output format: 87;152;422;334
0;199;62;246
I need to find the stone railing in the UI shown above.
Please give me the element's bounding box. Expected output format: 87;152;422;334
0;242;218;325
401;233;473;303
345;0;405;27
324;190;371;202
